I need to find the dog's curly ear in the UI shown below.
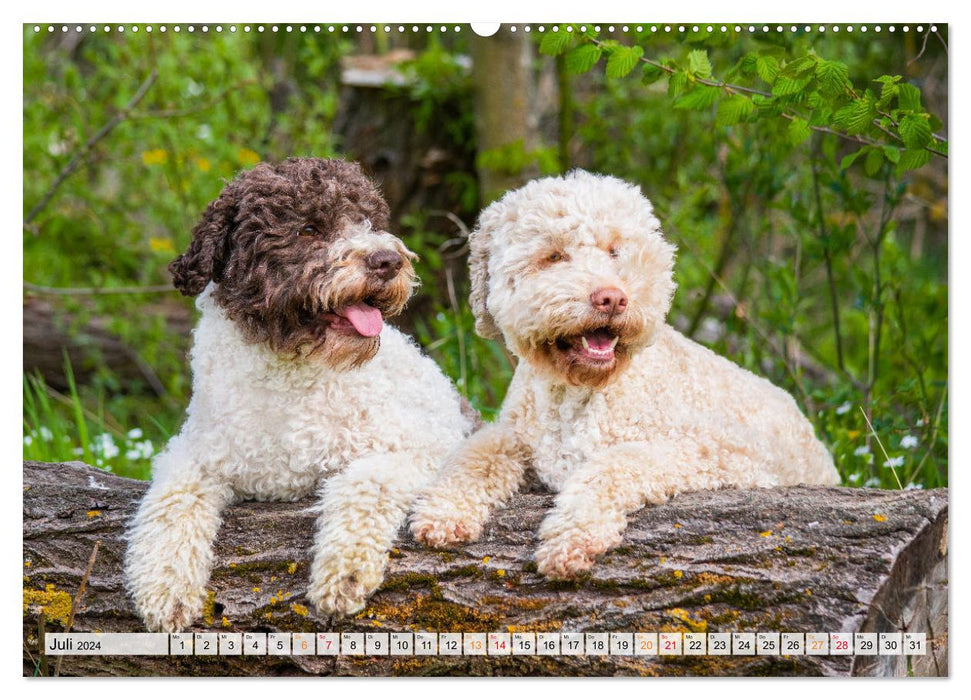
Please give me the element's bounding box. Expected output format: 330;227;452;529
169;186;236;297
468;213;503;341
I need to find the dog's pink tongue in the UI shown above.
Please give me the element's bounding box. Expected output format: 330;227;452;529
584;331;615;350
340;303;383;337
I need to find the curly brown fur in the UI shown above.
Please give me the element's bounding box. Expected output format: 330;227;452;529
170;158;417;368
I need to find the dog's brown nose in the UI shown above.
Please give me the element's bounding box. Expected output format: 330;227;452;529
366;250;404;281
590;287;628;316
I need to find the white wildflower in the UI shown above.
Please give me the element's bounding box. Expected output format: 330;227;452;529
836;401;852;415
126;439;154;461
39;426;54;442
853;445;871;457
847;473;861;484
127;428;144;440
883;456;904;469
91;433;120;459
23;435;32;446
904;483;924;490
864;477;881;487
72;447;84;456
900;435;918;449
916;418;925;427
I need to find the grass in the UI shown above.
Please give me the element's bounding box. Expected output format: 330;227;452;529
22;359;174;480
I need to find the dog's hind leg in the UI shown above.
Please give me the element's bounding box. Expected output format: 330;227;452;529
409;423;529;549
534;433;768;579
125;448;233;632
307;452;439;616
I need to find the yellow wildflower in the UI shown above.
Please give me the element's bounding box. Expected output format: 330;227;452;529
142;149;168;166
238;148;260;166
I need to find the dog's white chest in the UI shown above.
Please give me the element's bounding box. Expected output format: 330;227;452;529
530;383;606;490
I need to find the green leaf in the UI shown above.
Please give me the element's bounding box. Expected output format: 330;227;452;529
606;45;644;79
739;53;758;76
687;49;712;79
833;98;876;135
755;55;779;83
899;114;932;149
815;60;850;97
877;81;899;110
772;74;813;97
897;148;931;174
642;63;665;85
716;94;756;126
864;147;885;176
782;55;817;78
668;70;688;97
751;93;781;116
897;83;922;112
787;117;811;145
673;85;720;110
840;148;865;170
564;44;602;74
881;145;902;164
539;26;574;56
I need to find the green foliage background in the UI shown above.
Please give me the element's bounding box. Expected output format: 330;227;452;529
23;24;947;491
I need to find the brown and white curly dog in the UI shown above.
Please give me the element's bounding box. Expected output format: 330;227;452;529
125;158;472;631
410;170;839;579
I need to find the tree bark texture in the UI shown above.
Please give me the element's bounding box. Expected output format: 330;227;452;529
23;461;947;677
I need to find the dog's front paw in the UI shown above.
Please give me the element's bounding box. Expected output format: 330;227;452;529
410;511;482;548
535;530;613;580
132;582;206;632
308;557;385;617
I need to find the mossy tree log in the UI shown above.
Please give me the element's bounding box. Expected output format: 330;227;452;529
23;460;947;677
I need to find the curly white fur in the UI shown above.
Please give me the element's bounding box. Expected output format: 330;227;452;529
411;170;839;579
126;286;471;631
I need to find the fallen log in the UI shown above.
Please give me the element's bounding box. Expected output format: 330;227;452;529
22;460;947;677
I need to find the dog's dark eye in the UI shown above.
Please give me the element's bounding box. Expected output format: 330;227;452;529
547;251;564;263
299;224;320;237
608;246;620;258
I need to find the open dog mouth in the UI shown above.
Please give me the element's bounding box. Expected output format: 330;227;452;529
321;298;385;338
554;328;621;363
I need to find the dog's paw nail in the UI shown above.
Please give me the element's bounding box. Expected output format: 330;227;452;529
309;564;382;616
139;591;203;632
535;534;603;579
412;517;478;547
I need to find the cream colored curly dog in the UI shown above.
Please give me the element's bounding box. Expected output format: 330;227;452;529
125;158;472;632
410;170;839;579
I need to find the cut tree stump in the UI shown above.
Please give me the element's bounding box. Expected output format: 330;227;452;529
22;460;947;677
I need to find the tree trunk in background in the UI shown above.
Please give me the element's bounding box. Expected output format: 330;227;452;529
22;297;192;396
24;461;947;677
471;26;538;205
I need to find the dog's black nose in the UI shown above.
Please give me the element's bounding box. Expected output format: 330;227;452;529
366;250;404;281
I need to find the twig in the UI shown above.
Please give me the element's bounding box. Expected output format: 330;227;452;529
667;226;814;411
444;264;468;397
810;141;846;375
38;613;48;677
128;79;257;120
429;210;472;259
54;540;101;677
588;37;947;159
907;26;933;66
25;70;159;225
859;407;904;490
24;281;176;296
909;384;947;485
